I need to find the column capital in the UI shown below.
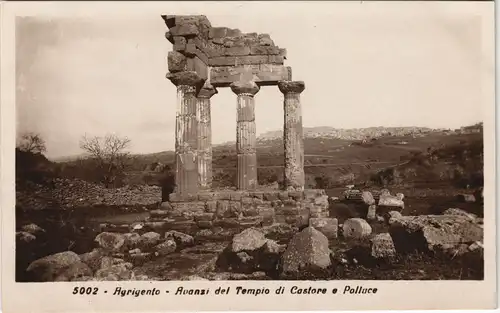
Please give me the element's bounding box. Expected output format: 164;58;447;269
230;81;260;97
197;83;218;99
167;71;205;87
278;80;305;94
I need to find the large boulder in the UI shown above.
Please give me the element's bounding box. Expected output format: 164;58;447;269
280;227;331;279
137;232;161;251
17;231;36;244
309;218;338;239
154;239;177;256
216;228;283;275
443;208;477;221
389;214;483;254
165;230;194;249
370;233;396;259
54;262;93;281
94;232;126;252
361;191;375;205
26;251;81;282
342;218;372;239
79;248;106;272
94;262;134;281
21;223;45;235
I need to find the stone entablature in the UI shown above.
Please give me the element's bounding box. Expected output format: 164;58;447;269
162;14;307;197
162;14;290;87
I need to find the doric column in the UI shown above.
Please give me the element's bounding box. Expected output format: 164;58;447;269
167;71;205;195
278;80;305;191
230;81;260;190
197;83;217;190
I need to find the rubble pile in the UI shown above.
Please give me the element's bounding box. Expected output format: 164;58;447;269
16;178;162;210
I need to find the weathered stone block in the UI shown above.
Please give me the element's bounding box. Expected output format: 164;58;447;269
230;191;243;201
278;191;289;200
194;213;214;222
209;27;228;39
185;43;197;57
225;46;251;56
214;218;240;228
216;200;230;218
205;200;217;213
288;191;304;200
196;220;214;229
186;56;208;80
310;212;329;219
253;198;264;205
250;46;280;55
268;55;284;64
166;220;197;232
263;192;279;201
216;192;232;200
309;218;338;239
271;200;282;207
173;36;187;51
241;197;254;206
282;207;300;216
198;192;214;201
168;193;183;202
282;199;296;207
173;24;199;37
238;216;263;228
150;210;170;218
168;51;187;72
250;191;264;199
242;207;259;217
228;201;242;217
210;64;289;87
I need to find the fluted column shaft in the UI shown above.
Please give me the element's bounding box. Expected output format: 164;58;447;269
278;81;305;191
197;84;217;190
167;71;205;195
231;81;260;190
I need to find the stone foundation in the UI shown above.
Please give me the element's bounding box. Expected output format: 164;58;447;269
149;189;329;235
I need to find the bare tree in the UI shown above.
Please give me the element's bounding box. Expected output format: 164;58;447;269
79;134;131;187
17;132;47;154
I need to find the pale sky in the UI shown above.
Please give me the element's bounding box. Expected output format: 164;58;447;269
15;2;494;159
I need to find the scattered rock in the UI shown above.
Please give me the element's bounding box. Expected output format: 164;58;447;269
366;205;377;221
95;262;133;281
17;231;36;244
280;227;331;279
21;223;45;235
54;262;93;281
123;232;141;249
95;232;126;252
309;218;338;239
443;208;477;221
389;214;483;254
231;228;268;253
79;248;106;272
26;251;81;282
395;193;404;201
361;191;375;205
370;233;396;259
216;228;282;274
154;239;177;256
165;230;194;249
384;211;403;224
137;232;161;250
261;223;297;241
342;218;372;239
456;194;476;203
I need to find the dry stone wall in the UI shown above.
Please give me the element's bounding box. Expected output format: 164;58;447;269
145;189;330;235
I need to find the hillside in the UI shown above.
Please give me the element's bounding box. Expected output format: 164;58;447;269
257;126;447;141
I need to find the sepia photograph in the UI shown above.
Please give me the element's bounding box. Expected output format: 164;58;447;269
1;0;496;311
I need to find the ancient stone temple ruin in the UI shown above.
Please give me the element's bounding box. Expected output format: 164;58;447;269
161;15;333;233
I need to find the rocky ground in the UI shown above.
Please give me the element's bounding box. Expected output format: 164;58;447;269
17;187;484;282
16;178;162;210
